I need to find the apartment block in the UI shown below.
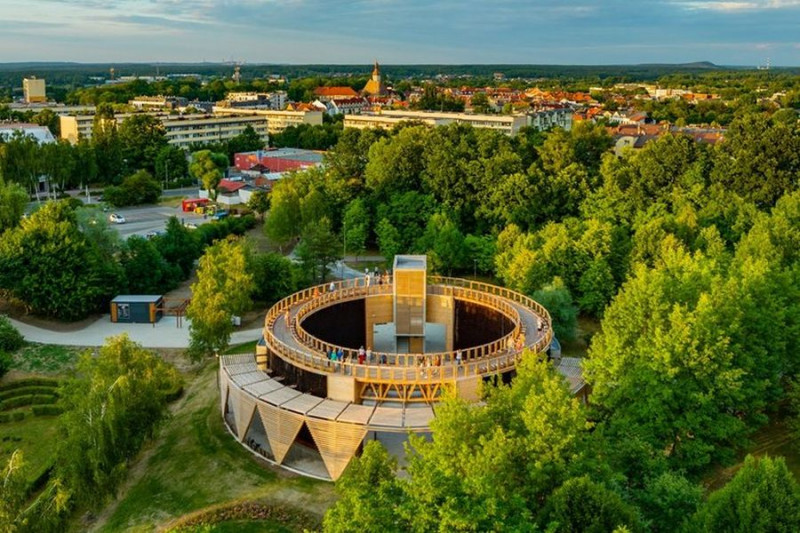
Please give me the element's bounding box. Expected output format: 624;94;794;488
22;77;46;103
60;112;269;149
212;107;323;135
344;110;528;136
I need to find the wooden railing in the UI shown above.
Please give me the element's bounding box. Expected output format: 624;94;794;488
262;276;552;384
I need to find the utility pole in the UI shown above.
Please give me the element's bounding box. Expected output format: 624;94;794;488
165;158;169;190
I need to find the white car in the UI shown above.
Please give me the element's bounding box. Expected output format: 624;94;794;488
109;213;126;224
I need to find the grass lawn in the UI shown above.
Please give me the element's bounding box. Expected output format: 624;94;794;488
0;414;59;484
159;196;187;208
13;344;82;374
93;362;336;532
223;340;258;355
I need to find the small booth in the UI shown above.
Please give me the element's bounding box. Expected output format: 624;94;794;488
182;198;209;212
110;295;164;324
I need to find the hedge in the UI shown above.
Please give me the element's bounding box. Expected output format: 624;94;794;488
0;411;26;423
0;378;60;392
164;500;321;532
0;386;60;402
0;394;59;411
31;405;64;417
0;316;25;352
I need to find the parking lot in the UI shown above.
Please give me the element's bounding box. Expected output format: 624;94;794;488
106;204;213;239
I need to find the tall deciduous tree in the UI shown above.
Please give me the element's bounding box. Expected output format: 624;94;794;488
187;237;254;359
691;455;800;532
91;103;123;184
0;178;28;233
342;198;369;261
295;217;341;283
189;149;227;200
118;114;168;175
56;335;181;507
0;201;114;320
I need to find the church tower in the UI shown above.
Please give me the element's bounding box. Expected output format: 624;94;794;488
363;59;387;96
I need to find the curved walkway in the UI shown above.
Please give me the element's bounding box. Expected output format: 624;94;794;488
6;315;263;349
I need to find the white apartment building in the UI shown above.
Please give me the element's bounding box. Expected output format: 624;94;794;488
60;113;269;149
212;107;323;135
344;110;528;136
161;115;268;149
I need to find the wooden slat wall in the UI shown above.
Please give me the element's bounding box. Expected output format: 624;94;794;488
219;367;229;418
257;403;305;464
306;418;367;481
231;386;257;442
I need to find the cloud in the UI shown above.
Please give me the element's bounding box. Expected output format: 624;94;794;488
675;0;800;10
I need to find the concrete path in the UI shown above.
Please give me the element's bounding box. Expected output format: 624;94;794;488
7;315;263;349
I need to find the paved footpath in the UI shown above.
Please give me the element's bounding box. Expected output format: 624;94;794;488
7;315;263;349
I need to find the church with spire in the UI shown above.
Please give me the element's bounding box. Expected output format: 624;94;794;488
362;60;387;96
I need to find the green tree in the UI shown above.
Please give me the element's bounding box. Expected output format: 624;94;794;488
342;198;369;261
397;356;591;531
532;278;578;342
121;236;178;294
104;169;162;207
153;216;198;278
118;114;168;175
540;476;640;533
0;201;113;320
365;126;428;198
154;145;188;187
248;252;296;304
0;178;28;233
0;450;27;532
470;92;491;113
263;178;302;250
189;150;227;200
295;217;341;283
323;441;405;533
638;472;702;533
55;335;182;508
691;455;800;532
187;237;254;359
225;125;264;159
246;189;270;221
91;103;124;184
375;218;402;263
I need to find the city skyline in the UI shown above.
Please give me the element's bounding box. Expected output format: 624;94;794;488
2;0;800;66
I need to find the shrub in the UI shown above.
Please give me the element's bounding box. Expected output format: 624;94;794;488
0;394;58;411
0;410;26;423
31;405;64;417
0;378;60;392
0;316;25;352
104;170;162;207
0;350;12;379
0;386;59;402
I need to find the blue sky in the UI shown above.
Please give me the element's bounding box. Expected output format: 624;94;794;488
1;0;799;65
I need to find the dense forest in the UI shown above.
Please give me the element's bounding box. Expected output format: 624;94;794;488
256;111;800;531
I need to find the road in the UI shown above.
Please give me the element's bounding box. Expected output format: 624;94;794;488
106;203;212;239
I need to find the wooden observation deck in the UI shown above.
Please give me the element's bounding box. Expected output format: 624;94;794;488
219;273;586;481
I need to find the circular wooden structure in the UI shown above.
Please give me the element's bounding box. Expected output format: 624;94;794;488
220;272;584;481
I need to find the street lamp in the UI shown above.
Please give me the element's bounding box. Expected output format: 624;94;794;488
473;258;478;279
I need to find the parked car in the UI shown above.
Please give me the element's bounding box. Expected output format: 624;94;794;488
184;222;198;230
211;210;229;221
145;230;166;239
109;213;126;224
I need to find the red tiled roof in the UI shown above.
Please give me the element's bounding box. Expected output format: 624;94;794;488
218;179;247;192
314;86;358;97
